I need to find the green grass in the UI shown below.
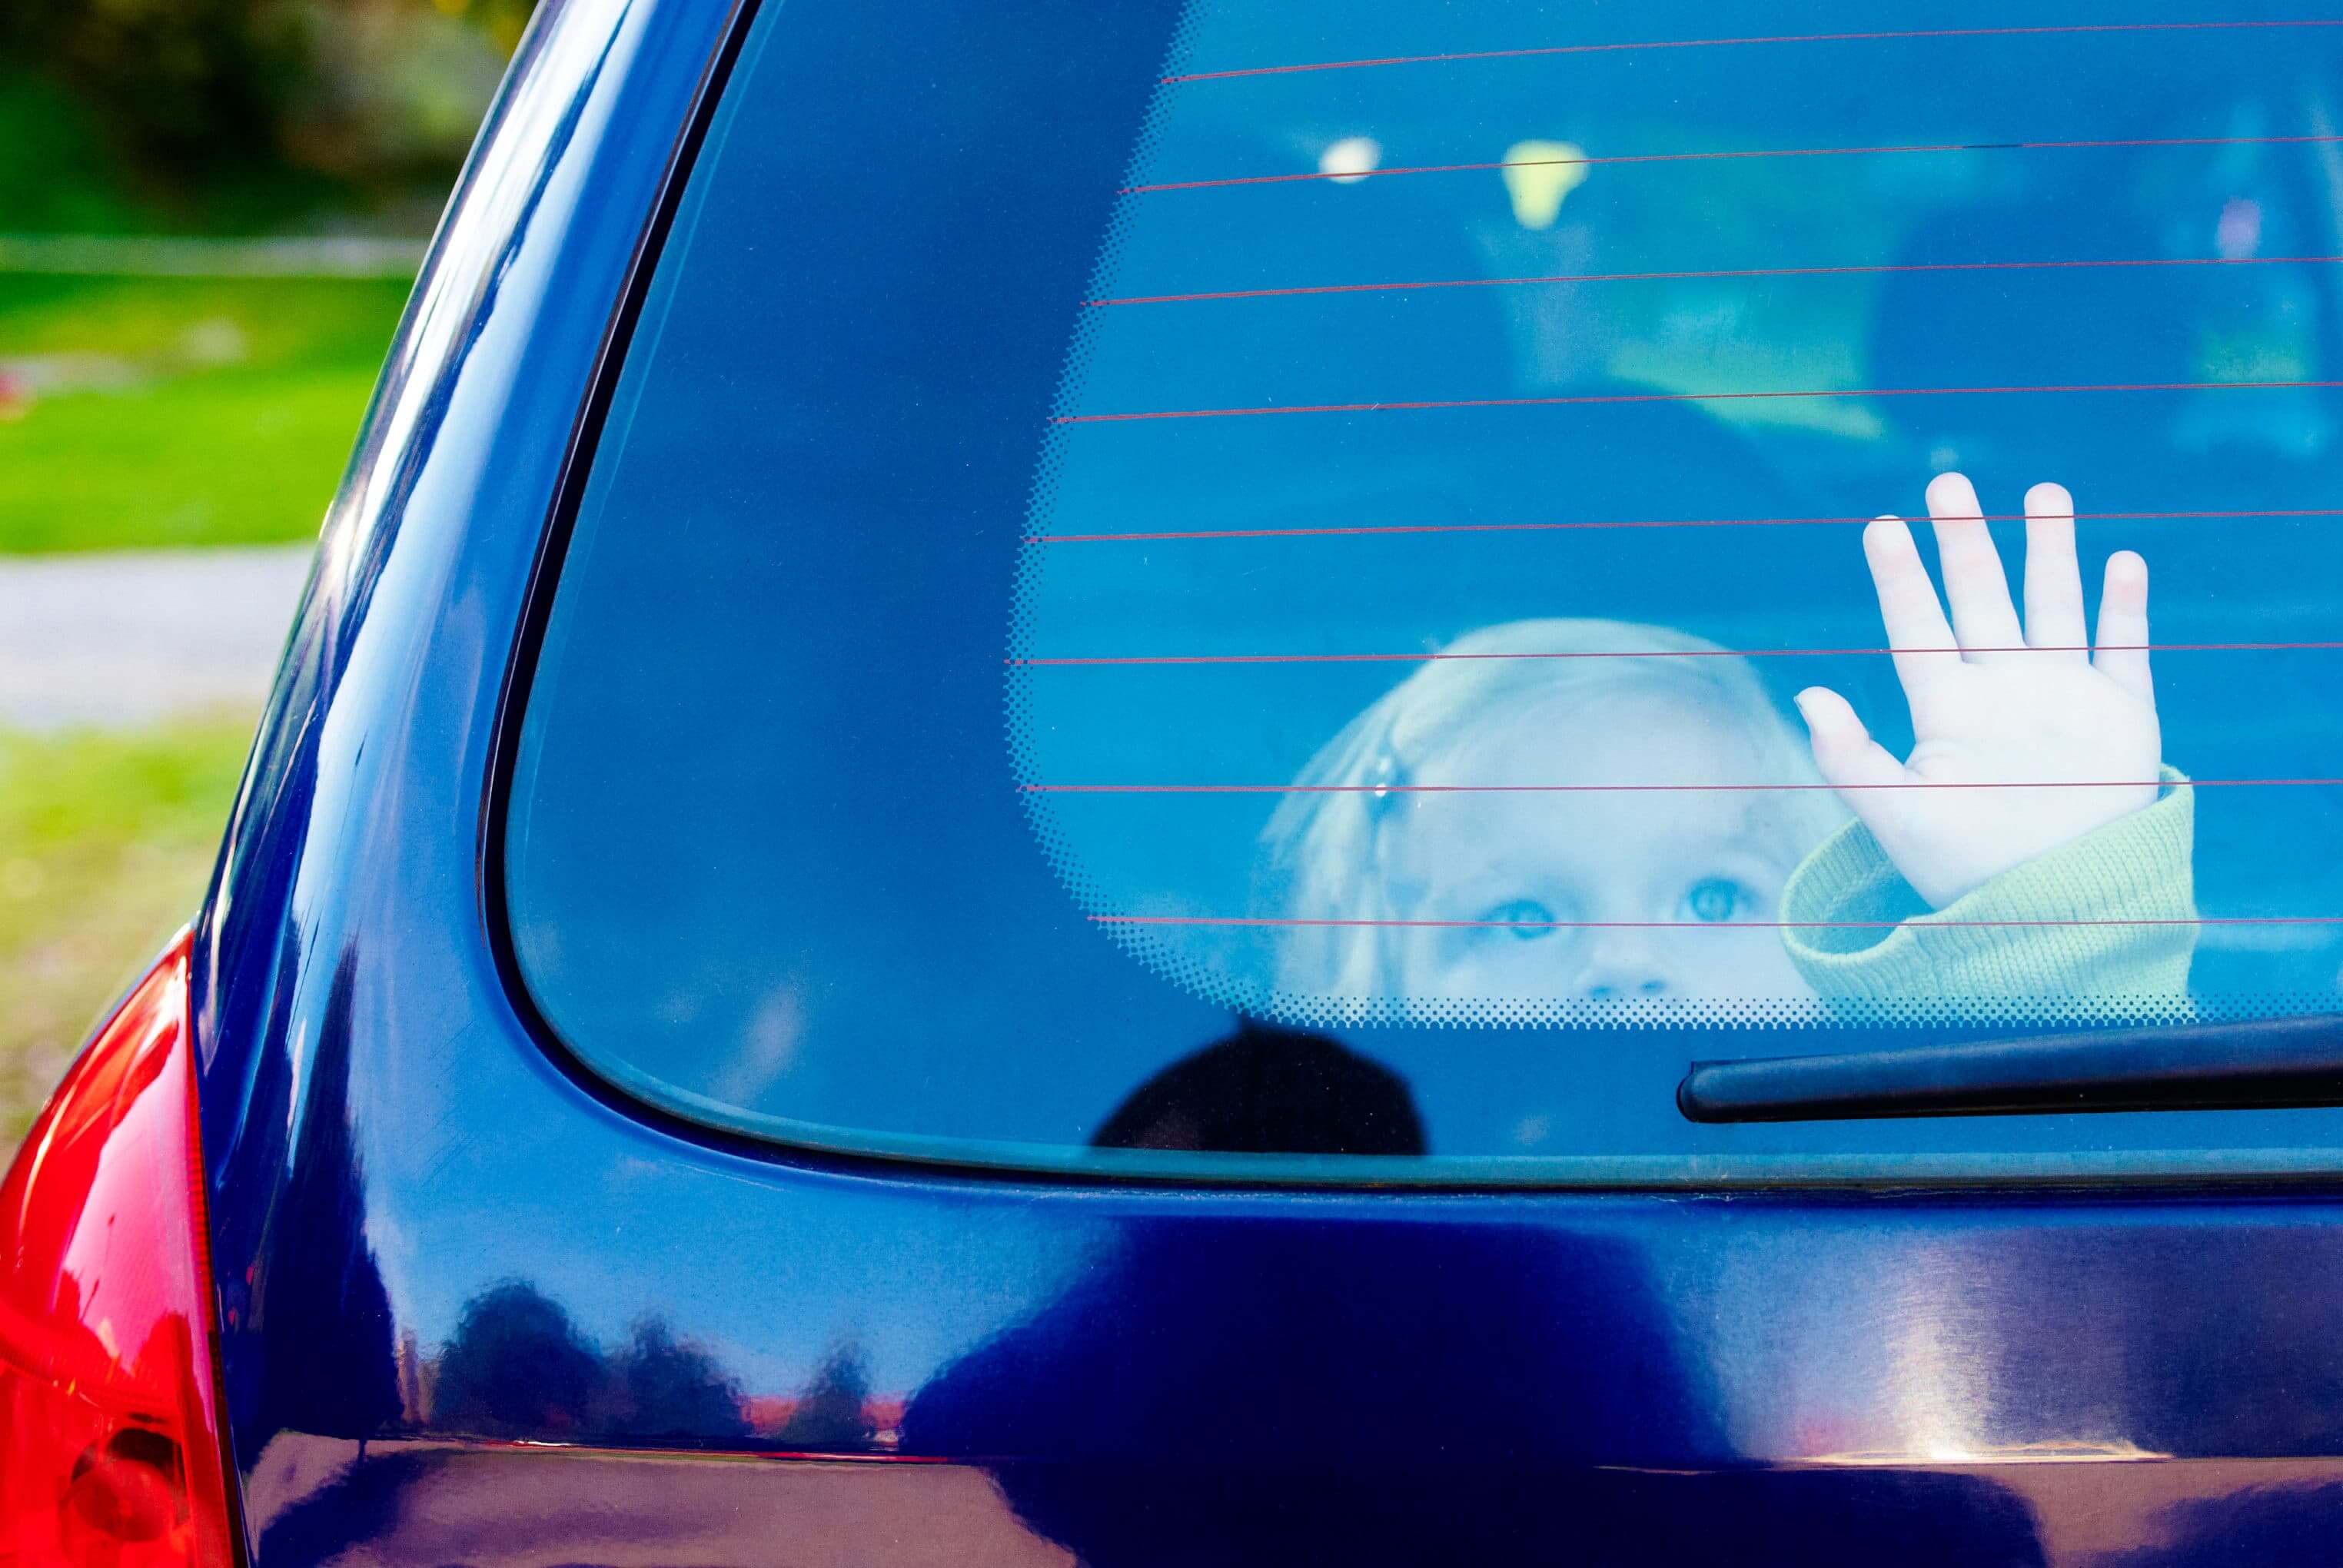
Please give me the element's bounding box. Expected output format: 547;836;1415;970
0;272;410;553
0;721;253;1143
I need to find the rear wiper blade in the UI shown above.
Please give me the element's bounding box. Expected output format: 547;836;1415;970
1677;1014;2343;1122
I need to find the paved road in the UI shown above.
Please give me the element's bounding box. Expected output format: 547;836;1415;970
0;545;314;728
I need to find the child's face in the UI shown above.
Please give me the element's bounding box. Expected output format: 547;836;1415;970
1374;689;1819;1004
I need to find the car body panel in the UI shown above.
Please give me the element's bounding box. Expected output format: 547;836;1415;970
188;0;2343;1560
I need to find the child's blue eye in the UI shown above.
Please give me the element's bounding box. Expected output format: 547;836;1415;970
1481;899;1557;939
1683;879;1747;923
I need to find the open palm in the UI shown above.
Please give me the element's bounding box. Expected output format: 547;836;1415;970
1794;473;2162;909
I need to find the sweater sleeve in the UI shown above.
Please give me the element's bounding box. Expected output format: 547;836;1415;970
1780;767;2196;1017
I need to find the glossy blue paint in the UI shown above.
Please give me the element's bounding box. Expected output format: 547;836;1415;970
182;0;2343;1560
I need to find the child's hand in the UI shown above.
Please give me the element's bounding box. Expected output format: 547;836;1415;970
1793;472;2161;909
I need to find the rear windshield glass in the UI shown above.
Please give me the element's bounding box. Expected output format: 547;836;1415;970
505;0;2343;1178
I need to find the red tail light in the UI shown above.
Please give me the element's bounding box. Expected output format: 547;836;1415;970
0;933;235;1566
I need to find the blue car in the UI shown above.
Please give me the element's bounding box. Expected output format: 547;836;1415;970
15;1;2343;1562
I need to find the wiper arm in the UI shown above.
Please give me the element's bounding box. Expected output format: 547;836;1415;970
1677;1014;2343;1122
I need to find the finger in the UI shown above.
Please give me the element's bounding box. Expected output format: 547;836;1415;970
1862;516;1958;716
2021;481;2088;659
1925;471;2025;659
1793;686;1909;824
2092;549;2155;704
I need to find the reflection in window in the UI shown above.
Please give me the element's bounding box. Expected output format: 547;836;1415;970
1018;5;2343;1028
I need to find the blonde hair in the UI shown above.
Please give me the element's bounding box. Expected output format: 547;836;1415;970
1254;618;1847;1005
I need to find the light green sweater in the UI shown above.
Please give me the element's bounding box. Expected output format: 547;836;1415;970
1780;768;2196;1016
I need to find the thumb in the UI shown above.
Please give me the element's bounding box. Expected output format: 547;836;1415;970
1793;687;1905;802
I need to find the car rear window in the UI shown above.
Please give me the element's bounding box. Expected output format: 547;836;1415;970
502;0;2343;1178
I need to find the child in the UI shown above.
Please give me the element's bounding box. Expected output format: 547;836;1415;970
1256;474;2196;1018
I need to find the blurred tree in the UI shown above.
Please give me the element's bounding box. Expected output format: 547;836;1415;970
431;1279;605;1437
599;1317;752;1443
430;0;536;57
0;68;148;231
776;1344;877;1450
0;0;307;183
0;0;537;230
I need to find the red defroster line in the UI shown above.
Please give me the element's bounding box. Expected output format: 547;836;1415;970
1085;254;2343;308
1022;779;2343;794
1121;135;2343;194
1011;641;2343;668
1163;20;2343;84
1022;507;2343;545
1092;915;2336;929
1055;380;2343;425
